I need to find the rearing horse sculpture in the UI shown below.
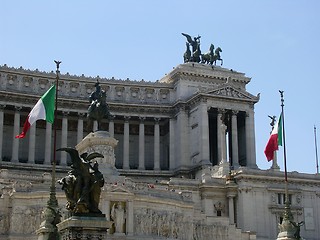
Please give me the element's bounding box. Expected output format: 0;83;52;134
213;47;223;66
183;42;191;63
201;44;214;64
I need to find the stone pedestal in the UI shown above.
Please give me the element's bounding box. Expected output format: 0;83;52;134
276;219;296;240
76;131;119;180
57;215;112;240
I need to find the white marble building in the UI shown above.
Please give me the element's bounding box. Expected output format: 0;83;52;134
0;63;319;240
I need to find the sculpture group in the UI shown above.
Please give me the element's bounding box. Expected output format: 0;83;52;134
182;33;223;66
57;148;105;214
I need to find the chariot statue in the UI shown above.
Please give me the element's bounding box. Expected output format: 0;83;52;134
182;33;223;65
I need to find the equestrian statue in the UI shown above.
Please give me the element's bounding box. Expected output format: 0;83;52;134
87;80;110;131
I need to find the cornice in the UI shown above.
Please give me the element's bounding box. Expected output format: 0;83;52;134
0;64;171;87
234;168;320;187
160;63;251;85
0;91;174;115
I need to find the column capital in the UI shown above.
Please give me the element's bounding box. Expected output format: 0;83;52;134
15;106;22;111
175;103;188;112
245;110;253;118
217;108;225;115
154;117;161;123
109;114;116;120
78;112;86;118
0;105;6;110
62;111;70;116
139;116;146;122
124;116;131;122
232;110;239;116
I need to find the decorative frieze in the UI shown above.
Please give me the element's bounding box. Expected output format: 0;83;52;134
22;76;33;87
6;74;17;85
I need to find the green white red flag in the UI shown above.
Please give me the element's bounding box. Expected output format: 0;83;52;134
15;85;56;139
264;114;283;161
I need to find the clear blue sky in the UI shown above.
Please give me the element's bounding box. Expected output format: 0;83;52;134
1;1;320;174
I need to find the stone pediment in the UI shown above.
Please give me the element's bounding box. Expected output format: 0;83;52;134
109;185;133;194
205;85;259;102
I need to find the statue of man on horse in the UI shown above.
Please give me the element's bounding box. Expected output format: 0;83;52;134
87;80;110;131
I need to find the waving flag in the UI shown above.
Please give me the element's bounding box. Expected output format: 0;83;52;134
264;114;283;161
16;85;56;138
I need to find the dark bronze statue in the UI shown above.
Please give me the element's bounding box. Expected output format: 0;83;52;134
182;33;223;65
57;147;105;214
290;221;304;239
182;33;201;63
87;80;110;131
201;44;214;65
213;47;223;66
268;115;277;130
183;42;191;63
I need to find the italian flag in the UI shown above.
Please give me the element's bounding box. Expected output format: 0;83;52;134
264;114;283;161
16;85;56;139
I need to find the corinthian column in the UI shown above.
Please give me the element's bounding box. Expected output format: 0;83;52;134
217;109;223;164
12;107;22;162
169;118;176;170
231;111;239;168
0;105;5;161
154;118;160;170
123;116;130;169
199;100;210;164
108;115;115;138
28;123;36;163
245;110;257;168
44;122;52;165
138;117;145;170
60;112;69;165
245;112;251;167
220;122;227;164
177;105;189;167
77;113;85;143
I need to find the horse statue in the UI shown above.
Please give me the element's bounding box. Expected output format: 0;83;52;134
183;42;191;63
201;44;214;64
213;47;223;66
191;43;202;63
87;81;110;131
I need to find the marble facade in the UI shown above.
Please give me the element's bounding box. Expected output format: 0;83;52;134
0;63;319;240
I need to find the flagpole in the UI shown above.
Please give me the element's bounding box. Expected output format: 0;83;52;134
279;91;288;183
314;125;319;174
277;90;294;238
47;61;61;209
36;61;61;239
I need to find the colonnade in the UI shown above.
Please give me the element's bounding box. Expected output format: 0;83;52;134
0;104;260;171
